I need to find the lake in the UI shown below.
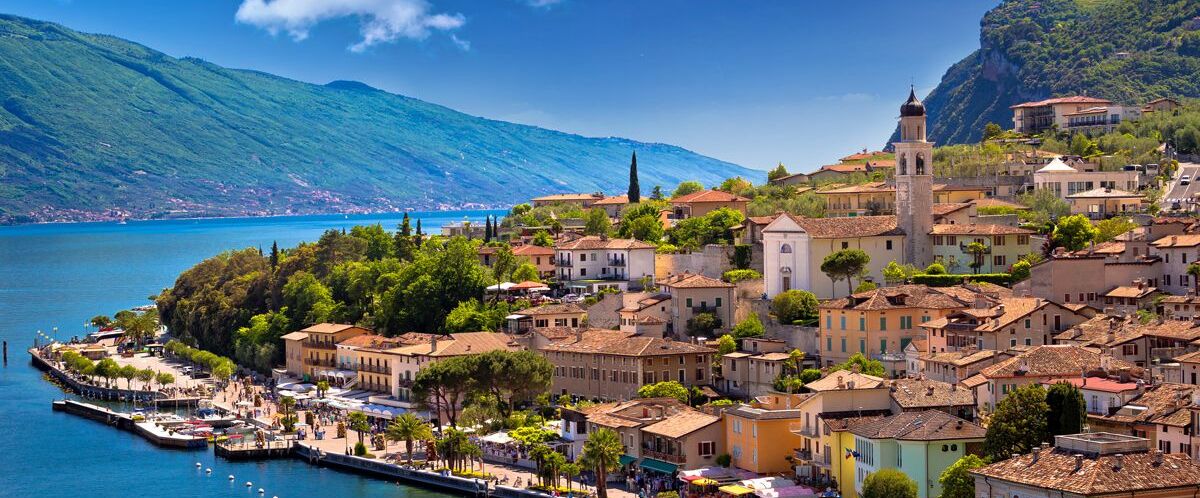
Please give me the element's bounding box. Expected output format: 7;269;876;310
0;210;502;497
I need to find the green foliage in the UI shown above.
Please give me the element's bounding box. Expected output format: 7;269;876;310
834;353;886;378
583;208;611;236
512;263;541;283
984;384;1049;461
413;350;554;426
746;187;826;218
767;163;789;182
1010;260;1032;281
882;261;918;285
686;312;722;337
732;314;765;339
668;207;745;249
1045;382;1085;436
1054;214;1100;251
983;122;1003;140
532;230;554;247
625;215;665;243
722;269;762;283
820;249;871;296
715;453;732;468
581;428;624;498
731;244;752;270
628;151;641;204
771;290;819;325
854;281;877;293
233;309;289;372
1018;189;1072;226
717;177;754;196
910;273;1013;287
861;468;917;498
938;454;988;498
924;262;947;275
637;381;690;403
716;334;737;355
672;181;705;198
618;200;668;242
1093;216;1137;243
443;299;528;333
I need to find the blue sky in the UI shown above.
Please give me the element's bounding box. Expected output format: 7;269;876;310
4;0;996;172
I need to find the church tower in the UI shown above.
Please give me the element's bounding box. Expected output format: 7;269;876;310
892;87;934;267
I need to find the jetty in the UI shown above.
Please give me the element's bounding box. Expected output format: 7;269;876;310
53;399;207;449
31;349;201;408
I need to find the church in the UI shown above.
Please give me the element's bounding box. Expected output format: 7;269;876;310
760;89;1033;299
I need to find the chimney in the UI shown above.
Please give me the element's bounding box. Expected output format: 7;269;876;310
1031;447;1041;462
430;335;438;354
1113;454;1123;470
847;380;856;390
1153;450;1164;466
927;385;936;396
837;375;845;389
575;328;584;342
1074;454;1084;471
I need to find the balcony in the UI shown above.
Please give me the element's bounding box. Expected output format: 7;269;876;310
304;340;337;350
304;357;335;367
359;364;392;375
793;449;813;461
788;422;819;438
608;258;627;267
641;448;686;464
557;259;574;267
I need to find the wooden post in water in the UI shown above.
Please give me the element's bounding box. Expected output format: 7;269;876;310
3;340;7;364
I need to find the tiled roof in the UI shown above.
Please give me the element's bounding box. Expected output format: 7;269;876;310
840;151;887;162
766;214;904;239
512;244;555;256
1066;188;1143;199
592;195;631;206
971;198;1029;210
670;189;749;204
1152;234;1200;248
930;224;1033;235
281;331;309;341
1092;383;1198;426
923;349;1005;367
849;411;985;441
515;302;586;316
820;163;871;173
1010;96;1113;108
805;370;886;392
301;323;367;334
818;181;892;194
972;448;1200;494
1160;295;1200;304
820;285;982;311
933;203;972;216
979;345;1137;379
887;378;975;409
658;272;735;289
619;292;671;312
1047;377;1140;394
1057;315;1200;347
541;329;715;356
555;236;657;250
531;193;603;202
389;332;515;357
1103;286;1157;299
642;410;722;439
337;334;400;350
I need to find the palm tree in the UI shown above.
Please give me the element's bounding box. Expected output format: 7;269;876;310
561;462;581;492
581;428;624;498
385;413;433;466
281;395;298;432
1188;262;1200;293
348;411;369;446
966;242;989;274
316;380;330;399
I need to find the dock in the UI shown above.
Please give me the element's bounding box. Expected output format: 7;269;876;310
31;350;201;407
53;399;207;449
214;439;294;460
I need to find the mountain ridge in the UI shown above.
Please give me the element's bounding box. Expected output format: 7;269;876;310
0;14;755;224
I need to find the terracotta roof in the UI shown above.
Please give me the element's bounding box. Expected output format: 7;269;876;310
515;302;586;316
1067;188;1143;199
823;414;888;432
979;345;1138;379
820;163;871;173
1103;286;1157;299
512;244;555;256
1160;295;1200;304
971;198;1029;210
933;203;972;216
300;323;367;334
1152;234;1200;248
818;181;892;194
642;410;722;439
930;224;1033;235
531;193;603;202
619;292;672;312
972;447;1200;494
805;370;886;392
923;349;1005;368
1092;383;1198;426
1057;315;1200;347
839;151;888;162
820;285;984;311
659;272;735;289
670;189;748;204
961;374;988;388
510;281;549;291
592;195;631;206
1010;96;1113;109
1047;377;1140;394
849;411;985;441
887;378;975;409
788;215;903;238
281;332;309;341
555;236;657;250
389;332;515;357
541;329;715;356
392;332;440;345
337;334;400;350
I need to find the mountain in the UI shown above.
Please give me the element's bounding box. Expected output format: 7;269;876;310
0;15;756;224
904;0;1200;145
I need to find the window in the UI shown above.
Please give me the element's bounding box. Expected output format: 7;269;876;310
580;253;586;262
841;337;846;353
1010;339;1017;348
1017;235;1029;245
840;316;846;330
993;255;1006;266
880;339;887;353
886;240;893;250
879;317;888;331
859;339;865;353
859;317;866;331
841;242;849;250
780;244;792;254
715;298;722;308
698;441;716;457
1025;338;1032;346
826;315;832;329
994;236;1005;246
686;298;693;307
827;337;832;351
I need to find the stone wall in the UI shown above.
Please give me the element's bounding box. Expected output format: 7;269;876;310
655;244;733;280
743;299;819;357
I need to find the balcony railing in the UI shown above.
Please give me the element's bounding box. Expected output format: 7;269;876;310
304;340;337;350
359;364;392;375
788;422;819;438
641;449;686;464
557;259;574;267
608;258;626;267
794;449;813;461
304;357;335;367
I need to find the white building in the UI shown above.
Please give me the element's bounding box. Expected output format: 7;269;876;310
1032;158;1141;199
555;236;657;293
1150;233;1200;295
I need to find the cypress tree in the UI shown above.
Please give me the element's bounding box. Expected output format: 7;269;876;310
269;241;279;270
627;151;641;203
416;219;423;236
485;216;493;242
400;213;412;237
1045;381;1085;436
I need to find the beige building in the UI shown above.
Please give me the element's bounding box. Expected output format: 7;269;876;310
512;244;556;278
506;302;587;335
1010;95;1115;134
1053;314;1200;368
1067;187;1146;220
555;236;657;293
719;337;793;397
761;214;905;299
580;398;724;473
290;323;371;379
530;193;605;208
818;182;988;218
337;334;403;393
617;293;672;334
964;345;1137;412
385;332;517;407
1017;251;1162;310
919;348;1009;385
658;272;736;337
540;329;716;400
669;189;749;218
922;295;1089;354
592;195;631;217
930;223;1035;273
1032;157;1141;200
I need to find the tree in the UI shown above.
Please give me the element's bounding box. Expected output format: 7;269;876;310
672;181;704;198
732;313;765;338
771;290;819;325
584;208;612;236
270;240;280;270
153;371;173;389
854;281;877;292
136;368;154;390
624;215;664;243
628;151;640;203
686;312;722;337
1188;263;1200;294
716;334;737;355
924;262;947;275
347;411;370;446
90;315;112;329
531;230;554;247
581;428;624;498
491;245;519;302
316;380;330;398
651;185;664;200
386;413;434;466
1053;214;1100;252
767;163;789;182
882;261;917;286
512;263;540;283
637;381;690;403
820;249;870;296
1094;216;1137;243
118;364;138;390
834;353;886;377
484;216;493;242
472;350;554;418
966;241;989;274
412;356;476;427
984;384;1049;461
213;362;234;383
939;454;988;498
561;462;582;492
983;122;1003;140
1010;260;1032;281
1045;381;1085;436
861;468;917;498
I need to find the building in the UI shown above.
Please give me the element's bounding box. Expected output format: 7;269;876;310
724;394;807;474
922;295;1089;353
505;302;587;335
971;433;1200;498
617;292;672;335
1143;97;1182;114
286;323;371;380
1067;187;1147;219
819;285;995;367
787;370;893;493
555;236;657;293
919;348;1009;384
1063;105;1143;133
384;332;517;408
337;334;403;394
885;378;976;420
1161;294;1200;321
512;244;556;278
719;337;794;397
894;88;935;267
669;189;749;219
1017;250;1162;311
658;272;736;337
441;221;487;238
592;195;631;217
1087;383;1199;452
846;410;985;498
540;329;716;400
580;398;724;473
929;224;1035;273
282;331;308;378
761;214;905;299
1151;234;1200;295
1042;376;1143;415
818;182;988;218
1032;158;1141;200
1054;314;1200;367
530;193;605;208
964;345;1137;412
1010;96;1115;134
1100;281;1159;314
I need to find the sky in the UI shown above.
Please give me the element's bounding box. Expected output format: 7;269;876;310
3;0;997;171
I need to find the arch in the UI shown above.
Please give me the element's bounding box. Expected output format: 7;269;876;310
898;154;907;176
916;152;926;175
780;243;793;254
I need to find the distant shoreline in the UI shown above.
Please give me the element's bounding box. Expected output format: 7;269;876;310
1;205;512;228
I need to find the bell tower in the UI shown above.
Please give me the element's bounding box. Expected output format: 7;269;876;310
893;87;934;267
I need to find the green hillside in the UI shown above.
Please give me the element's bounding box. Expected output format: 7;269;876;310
0;14;755;224
910;0;1200;145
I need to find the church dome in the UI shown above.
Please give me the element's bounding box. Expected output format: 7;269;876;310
900;87;925;117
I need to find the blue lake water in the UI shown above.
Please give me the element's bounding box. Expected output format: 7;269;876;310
0;210;502;498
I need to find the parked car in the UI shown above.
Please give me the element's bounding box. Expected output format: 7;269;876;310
1182;175;1191;185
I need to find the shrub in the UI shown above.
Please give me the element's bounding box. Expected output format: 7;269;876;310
686;312;722;337
1010;260;1032;281
715;454;731;467
656;243;680;254
854;281;877;293
910;273;1012;287
924;262;947;275
731;244;752;269
354;442;368;456
771;289;818;324
722;269;762;283
732;314;765;338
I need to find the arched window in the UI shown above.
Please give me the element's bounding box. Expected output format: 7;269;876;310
898;154;907;176
916;152;926;175
780;244;793;254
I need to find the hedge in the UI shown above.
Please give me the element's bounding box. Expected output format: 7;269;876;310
910;273;1013;287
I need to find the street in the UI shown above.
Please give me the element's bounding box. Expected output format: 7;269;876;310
1164;162;1200;209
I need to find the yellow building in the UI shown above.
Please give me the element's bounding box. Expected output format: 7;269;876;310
818;285;986;368
723;393;807;474
819;182;989;218
337;334;403;394
287;323;371;379
787;370;892;495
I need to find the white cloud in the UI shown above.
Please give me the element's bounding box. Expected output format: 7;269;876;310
235;0;466;52
525;0;563;7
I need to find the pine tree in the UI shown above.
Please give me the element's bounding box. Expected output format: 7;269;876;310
269;241;279;270
627;151;640;203
400;213;412;237
484;216;493;242
416;219;423;236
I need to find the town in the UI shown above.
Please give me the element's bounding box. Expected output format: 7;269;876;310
29;89;1200;498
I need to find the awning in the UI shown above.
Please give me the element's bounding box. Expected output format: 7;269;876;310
480;432;515;444
619;455;637;466
720;485;755;496
639;458;678;474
